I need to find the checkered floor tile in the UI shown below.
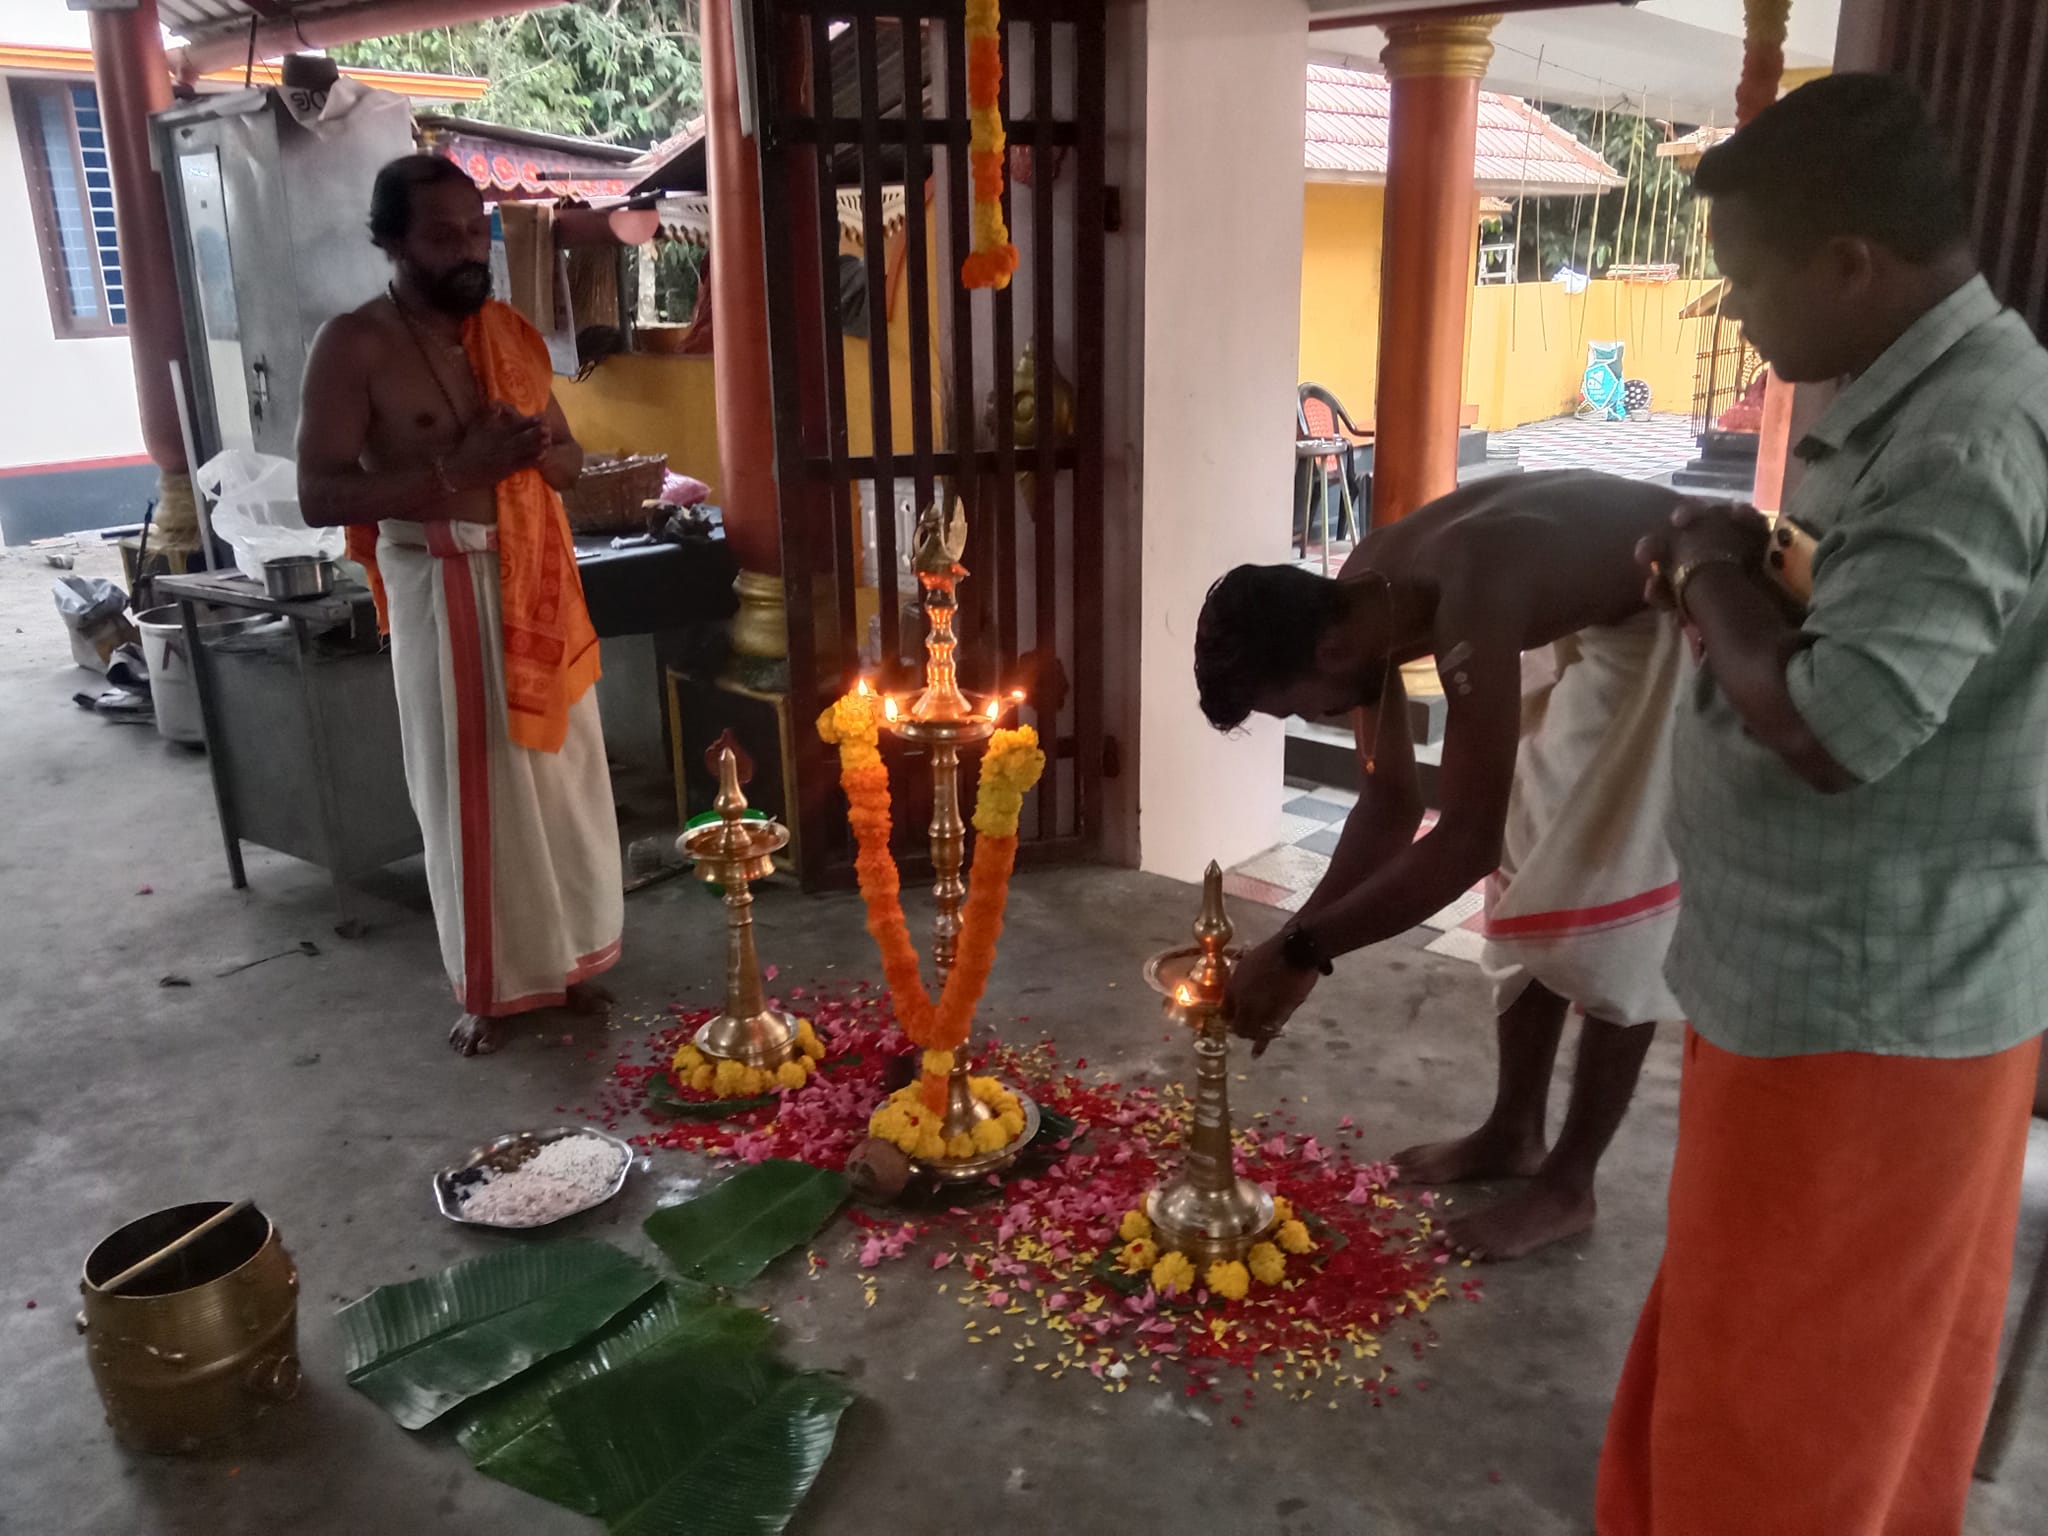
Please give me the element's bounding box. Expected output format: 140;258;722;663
1489;410;1696;479
1226;782;1490;964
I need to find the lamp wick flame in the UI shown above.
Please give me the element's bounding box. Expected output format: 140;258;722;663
985;697;1001;719
855;676;873;696
1174;983;1193;1006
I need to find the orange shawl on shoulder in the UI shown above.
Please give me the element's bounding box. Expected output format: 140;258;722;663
348;300;599;755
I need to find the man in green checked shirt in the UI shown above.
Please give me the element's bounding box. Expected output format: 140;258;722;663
1601;76;2048;1535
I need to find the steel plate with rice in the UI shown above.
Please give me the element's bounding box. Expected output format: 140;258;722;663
434;1126;636;1229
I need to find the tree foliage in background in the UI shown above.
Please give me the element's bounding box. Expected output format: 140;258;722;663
336;0;702;148
1490;104;1716;284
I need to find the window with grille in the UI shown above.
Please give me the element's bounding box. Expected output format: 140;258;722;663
13;81;126;337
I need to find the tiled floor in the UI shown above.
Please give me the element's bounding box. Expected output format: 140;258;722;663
1225;780;1492;966
1488;409;1696;479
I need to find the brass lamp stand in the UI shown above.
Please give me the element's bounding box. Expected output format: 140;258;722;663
677;734;800;1067
1140;862;1276;1263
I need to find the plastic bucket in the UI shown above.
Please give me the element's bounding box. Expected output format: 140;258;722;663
133;606;265;745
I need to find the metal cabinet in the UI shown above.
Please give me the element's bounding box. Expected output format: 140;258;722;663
154;87;414;463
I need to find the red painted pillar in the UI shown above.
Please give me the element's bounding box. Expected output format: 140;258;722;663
1371;15;1499;524
87;0;192;496
704;0;786;659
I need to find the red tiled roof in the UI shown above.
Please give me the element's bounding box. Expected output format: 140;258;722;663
1305;62;1622;196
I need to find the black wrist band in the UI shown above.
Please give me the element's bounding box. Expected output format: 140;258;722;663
1281;923;1334;976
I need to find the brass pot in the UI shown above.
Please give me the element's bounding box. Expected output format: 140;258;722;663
78;1202;301;1454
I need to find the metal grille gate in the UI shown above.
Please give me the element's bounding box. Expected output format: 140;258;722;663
748;0;1107;889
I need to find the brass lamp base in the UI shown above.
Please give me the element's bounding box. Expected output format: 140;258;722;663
909;1090;1042;1184
1145;1182;1277;1267
692;1009;801;1069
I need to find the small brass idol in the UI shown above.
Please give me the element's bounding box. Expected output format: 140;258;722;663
678;733;800;1067
1140;863;1277;1264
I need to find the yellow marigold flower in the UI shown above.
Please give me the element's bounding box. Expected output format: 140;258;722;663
1270;1195;1294;1226
971;1118;1012;1153
673;1043;705;1073
1206;1261;1251;1302
1248;1243;1286;1286
797;1018;825;1061
1277;1219;1315;1255
776;1060;809;1091
1119;1209;1153;1243
817;692;883;769
713;1058;750;1095
915;1131;947;1162
1119;1238;1158;1273
947;1132;978;1161
687;1064;715;1092
997;1110;1025;1140
923;1049;955;1078
1150;1250;1196;1297
971;727;1046;836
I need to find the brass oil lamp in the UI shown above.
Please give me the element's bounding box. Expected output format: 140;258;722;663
677;733;800;1067
879;502;1039;1181
1140;862;1276;1263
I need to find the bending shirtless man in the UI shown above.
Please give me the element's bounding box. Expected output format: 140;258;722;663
299;155;622;1054
1198;470;1689;1259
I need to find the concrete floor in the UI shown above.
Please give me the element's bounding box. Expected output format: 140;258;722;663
3;547;2044;1536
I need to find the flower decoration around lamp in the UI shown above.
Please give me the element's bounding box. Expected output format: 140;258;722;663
818;501;1044;1179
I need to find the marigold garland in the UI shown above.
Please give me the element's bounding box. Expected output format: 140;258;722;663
819;692;1046;1132
961;0;1018;290
1735;0;1790;126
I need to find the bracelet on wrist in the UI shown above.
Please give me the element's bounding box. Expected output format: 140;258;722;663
1668;551;1747;621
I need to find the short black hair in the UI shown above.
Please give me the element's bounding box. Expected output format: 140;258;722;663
1194;565;1352;730
1694;73;1970;263
368;153;478;249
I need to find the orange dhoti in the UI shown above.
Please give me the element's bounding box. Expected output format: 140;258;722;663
1598;1028;2040;1535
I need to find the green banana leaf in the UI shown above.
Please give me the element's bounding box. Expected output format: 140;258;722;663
339;1241;661;1429
643;1160;848;1289
643;1074;779;1120
453;1284;771;1514
551;1334;855;1536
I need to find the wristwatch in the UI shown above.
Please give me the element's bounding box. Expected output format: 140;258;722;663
1280;922;1334;976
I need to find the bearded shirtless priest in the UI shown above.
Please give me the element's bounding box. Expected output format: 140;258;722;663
299;154;622;1055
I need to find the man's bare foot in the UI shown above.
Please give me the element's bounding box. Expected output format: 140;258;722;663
564;981;613;1017
449;1014;507;1056
1442;1181;1596;1262
1393;1127;1547;1186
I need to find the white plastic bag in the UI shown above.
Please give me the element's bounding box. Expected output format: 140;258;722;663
196;449;341;582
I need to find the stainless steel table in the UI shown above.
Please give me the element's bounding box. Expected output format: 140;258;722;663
154;571;420;936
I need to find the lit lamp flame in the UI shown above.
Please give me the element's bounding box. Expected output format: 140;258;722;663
883;695;900;722
1009;688;1026;702
1174;983;1194;1006
984;697;1002;720
856;677;873;696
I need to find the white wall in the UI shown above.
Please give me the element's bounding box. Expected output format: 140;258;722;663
0;76;147;472
1135;0;1306;883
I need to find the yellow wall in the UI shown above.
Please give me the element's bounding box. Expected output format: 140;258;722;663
556;353;723;497
1296;182;1385;423
1462;277;1722;431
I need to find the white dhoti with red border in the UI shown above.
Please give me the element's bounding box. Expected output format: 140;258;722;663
1479;613;1685;1026
379;521;623;1017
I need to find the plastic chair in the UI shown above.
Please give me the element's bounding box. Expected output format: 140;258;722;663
1295;383;1367;564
